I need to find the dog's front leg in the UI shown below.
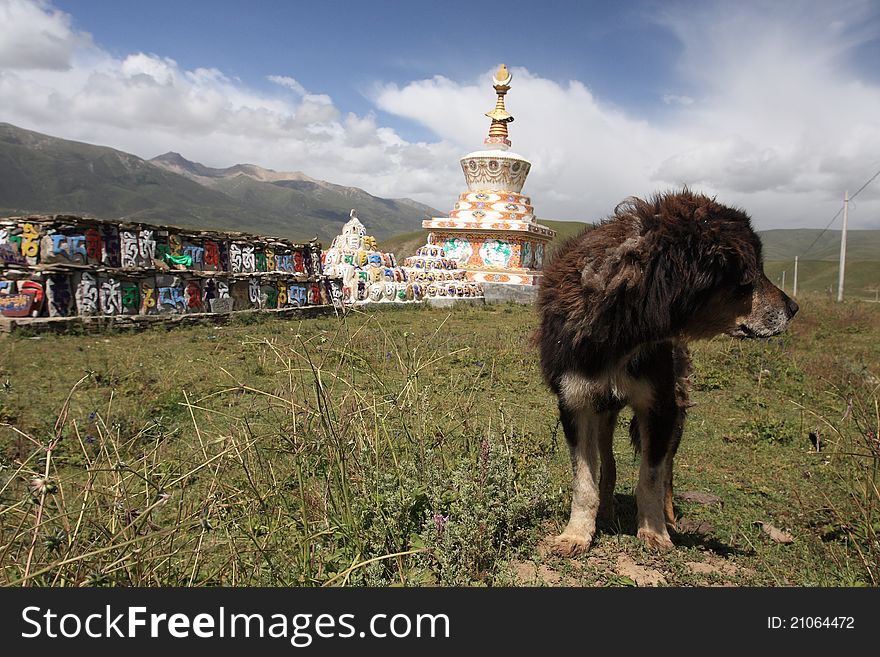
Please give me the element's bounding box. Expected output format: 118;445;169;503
544;403;616;556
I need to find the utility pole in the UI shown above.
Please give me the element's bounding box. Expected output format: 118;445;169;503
837;190;849;302
793;256;798;297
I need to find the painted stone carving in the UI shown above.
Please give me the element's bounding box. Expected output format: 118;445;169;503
402;238;483;299
75;272;99;315
478;239;513;268
0;216;334;319
442;236;473;265
99;278;123;316
47;275;75;317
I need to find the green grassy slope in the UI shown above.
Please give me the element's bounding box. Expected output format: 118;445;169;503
764;260;879;300
759;229;880;262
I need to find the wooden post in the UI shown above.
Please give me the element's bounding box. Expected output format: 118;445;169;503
793;256;798;297
837;190;849;302
781;270;785;292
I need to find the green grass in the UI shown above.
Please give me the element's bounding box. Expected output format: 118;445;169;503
764;260;880;301
0;297;877;586
759;229;880;262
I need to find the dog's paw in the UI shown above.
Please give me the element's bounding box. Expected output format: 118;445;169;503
637;528;674;552
539;533;593;557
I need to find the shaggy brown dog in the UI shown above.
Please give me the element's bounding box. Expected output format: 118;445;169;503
536;189;798;554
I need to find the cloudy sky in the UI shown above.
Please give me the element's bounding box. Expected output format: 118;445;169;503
1;0;879;230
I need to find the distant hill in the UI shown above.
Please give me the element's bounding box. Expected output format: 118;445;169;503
150;152;439;239
0;123;439;242
764;260;879;301
758;228;880;262
758;229;879;299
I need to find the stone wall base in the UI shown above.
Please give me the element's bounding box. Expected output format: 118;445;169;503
481;282;538;305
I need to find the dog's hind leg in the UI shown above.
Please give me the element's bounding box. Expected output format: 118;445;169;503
632;405;683;551
544;396;618;556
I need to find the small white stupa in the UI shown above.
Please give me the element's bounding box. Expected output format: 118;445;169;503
321;209;415;303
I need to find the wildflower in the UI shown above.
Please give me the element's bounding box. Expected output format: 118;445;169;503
86;435;95;444
433;512;449;541
88;411;98;422
29;477;57;497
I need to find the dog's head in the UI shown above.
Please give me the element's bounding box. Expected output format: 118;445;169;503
662;191;799;341
684;271;799;340
724;276;799;338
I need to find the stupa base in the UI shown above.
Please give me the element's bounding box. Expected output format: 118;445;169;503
426;296;486;309
481;281;538;305
465;270;541;285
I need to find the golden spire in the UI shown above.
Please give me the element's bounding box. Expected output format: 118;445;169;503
484;64;513;148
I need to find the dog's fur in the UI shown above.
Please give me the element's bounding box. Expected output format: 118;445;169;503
536;190;798;554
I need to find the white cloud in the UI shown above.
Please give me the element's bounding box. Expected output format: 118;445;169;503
1;0;879;231
662;94;694;106
268;74;306;96
373;2;880;229
0;0;91;70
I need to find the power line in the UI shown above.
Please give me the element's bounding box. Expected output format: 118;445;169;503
849;166;880;201
800;205;843;259
799;164;880;259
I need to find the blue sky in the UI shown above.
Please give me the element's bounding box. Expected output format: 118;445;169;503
52;0;692;140
2;0;880;229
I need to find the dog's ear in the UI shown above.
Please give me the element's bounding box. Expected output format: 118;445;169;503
694;206;763;288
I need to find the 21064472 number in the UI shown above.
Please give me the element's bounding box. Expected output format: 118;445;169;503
768;616;854;629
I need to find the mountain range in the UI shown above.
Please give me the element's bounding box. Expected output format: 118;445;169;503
0;122;439;242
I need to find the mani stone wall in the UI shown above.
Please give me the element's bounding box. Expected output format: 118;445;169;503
0;215;338;323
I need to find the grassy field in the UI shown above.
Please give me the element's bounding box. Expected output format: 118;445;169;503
0;297;877;587
764;260;879;301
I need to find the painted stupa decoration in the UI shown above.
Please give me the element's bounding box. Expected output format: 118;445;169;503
422;64;555;286
321;209;417;304
401;233;483;300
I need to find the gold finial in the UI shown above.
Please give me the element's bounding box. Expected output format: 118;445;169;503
494;64;511;85
485;63;513;148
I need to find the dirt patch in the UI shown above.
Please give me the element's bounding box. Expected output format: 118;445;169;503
509;560;574;586
685;556;738;577
684;553;756;584
615;554;666;587
676;517;716;535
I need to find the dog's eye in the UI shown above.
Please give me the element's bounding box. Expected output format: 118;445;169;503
736;283;753;296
